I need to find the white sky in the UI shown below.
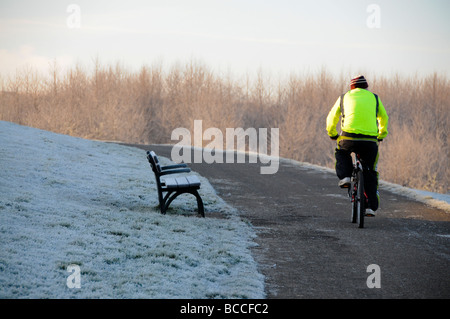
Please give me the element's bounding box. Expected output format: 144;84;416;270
1;0;449;78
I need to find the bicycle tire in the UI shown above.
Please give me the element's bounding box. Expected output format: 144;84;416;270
357;170;365;228
351;181;358;223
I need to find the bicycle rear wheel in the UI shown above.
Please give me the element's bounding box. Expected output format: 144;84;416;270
351;183;357;223
357;170;365;228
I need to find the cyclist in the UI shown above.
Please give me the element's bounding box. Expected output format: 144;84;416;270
326;75;389;216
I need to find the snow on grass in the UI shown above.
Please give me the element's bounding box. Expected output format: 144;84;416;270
377;181;450;213
0;121;265;299
281;158;450;213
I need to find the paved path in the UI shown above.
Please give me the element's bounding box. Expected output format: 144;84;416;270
130;144;450;299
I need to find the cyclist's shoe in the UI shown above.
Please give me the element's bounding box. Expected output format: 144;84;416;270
365;209;376;217
338;177;351;188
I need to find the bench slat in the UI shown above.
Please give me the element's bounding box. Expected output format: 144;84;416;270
162;177;178;188
162;176;201;189
175;177;189;188
186;175;201;187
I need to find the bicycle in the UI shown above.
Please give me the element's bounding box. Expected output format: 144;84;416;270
349;153;366;228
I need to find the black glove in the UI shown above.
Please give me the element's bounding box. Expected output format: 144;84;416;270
377;138;383;142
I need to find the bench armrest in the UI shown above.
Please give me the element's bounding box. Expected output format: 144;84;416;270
161;164;188;170
159;168;191;176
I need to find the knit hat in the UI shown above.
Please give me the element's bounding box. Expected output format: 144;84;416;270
350;75;368;89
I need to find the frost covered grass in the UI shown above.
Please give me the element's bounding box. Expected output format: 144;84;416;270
0;121;265;299
282;158;450;213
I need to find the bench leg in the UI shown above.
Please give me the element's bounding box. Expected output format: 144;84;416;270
161;190;205;217
162;190;177;214
193;190;205;217
161;191;173;214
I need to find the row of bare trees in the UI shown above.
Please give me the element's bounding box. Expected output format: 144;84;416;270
1;60;448;193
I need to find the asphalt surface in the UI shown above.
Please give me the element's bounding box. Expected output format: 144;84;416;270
129;144;450;299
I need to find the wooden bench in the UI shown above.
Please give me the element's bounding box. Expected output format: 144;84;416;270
146;150;205;217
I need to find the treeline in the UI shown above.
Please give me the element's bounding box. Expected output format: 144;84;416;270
0;59;448;193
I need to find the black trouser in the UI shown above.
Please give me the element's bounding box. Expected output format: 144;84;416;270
335;137;380;211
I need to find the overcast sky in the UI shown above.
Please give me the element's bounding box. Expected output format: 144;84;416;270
1;0;449;78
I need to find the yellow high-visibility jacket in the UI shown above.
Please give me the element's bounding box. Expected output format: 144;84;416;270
326;88;389;140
